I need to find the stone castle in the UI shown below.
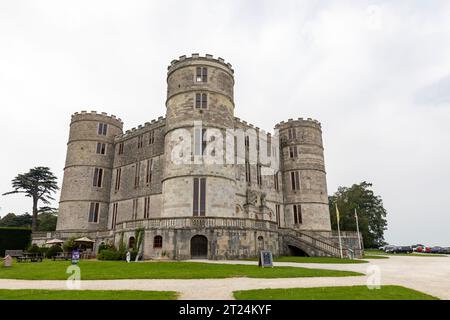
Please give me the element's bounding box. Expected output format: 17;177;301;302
33;54;362;259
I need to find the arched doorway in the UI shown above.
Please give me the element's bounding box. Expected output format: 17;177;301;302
128;237;136;249
190;235;208;259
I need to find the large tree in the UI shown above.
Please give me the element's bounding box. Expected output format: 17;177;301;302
329;181;388;248
0;213;32;227
2;167;59;232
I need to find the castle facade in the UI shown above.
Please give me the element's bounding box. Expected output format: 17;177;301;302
34;54;361;259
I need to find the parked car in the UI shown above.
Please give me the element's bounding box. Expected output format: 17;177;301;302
424;247;432;253
391;246;413;254
430;246;444;254
442;247;450;254
384;245;396;253
413;246;423;252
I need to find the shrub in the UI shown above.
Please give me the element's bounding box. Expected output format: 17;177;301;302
46;245;63;258
98;242;115;253
63;236;78;252
27;244;41;254
97;248;125;261
0;227;31;257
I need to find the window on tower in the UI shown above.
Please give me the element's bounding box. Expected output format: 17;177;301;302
93;168;103;188
195;93;208;109
196;67;208;82
193;177;206;216
98;123;108;136
88;202;100;223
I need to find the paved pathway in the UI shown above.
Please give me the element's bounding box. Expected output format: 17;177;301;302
0;256;449;300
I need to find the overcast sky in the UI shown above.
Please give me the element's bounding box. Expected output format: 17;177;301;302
1;0;449;246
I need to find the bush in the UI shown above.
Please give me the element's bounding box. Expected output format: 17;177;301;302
46;245;62;258
98;242;115;253
63;236;78;252
0;227;31;257
27;244;41;254
97;249;125;261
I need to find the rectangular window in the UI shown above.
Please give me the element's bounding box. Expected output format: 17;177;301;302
290;171;300;191
118;142;124;155
257;164;262;186
149;130;155;145
289;146;298;158
93;168;103;188
132;199;138;220
276;204;281;227
134;162;140;188
288;128;296;140
195;93;207;109
112;203;118;229
98;123;108;136
244;136;250;150
88;202;99;223
245;161;251;184
196;67;207;82
146;159;153;184
137;135;143;149
193;178;206;216
96;142;106;155
195;128;207;156
274;172;279;191
293;204;302;224
115;168;121;191
144;197;150;219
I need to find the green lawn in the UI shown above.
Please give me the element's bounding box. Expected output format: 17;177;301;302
365;249;447;257
0;289;177;300
245;256;368;264
0;260;363;280
234;285;439;300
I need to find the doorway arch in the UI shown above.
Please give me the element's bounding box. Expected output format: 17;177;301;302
190;235;208;259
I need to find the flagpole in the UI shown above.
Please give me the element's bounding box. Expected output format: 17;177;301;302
355;208;362;251
336;204;343;259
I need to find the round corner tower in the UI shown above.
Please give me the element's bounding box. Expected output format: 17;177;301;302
276;118;331;231
57;111;123;231
162;54;236;218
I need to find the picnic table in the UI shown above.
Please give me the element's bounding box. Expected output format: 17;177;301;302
16;252;43;263
52;252;71;261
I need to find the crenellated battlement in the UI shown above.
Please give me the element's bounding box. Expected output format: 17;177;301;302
115;116;166;141
71;110;124;127
167;53;234;75
275;117;322;130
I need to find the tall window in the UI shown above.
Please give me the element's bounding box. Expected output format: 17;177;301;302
149;130;155;145
153;235;163;248
257;164;262;186
274;172;279;191
245;161;251;184
98;123;108;135
193;178;206;216
288;128;296;140
88;202;99;223
195;93;207;109
112;203;118;229
96;142;106;155
144;197;150;219
137;135;143;149
290;171;300;191
132;199;138;220
276;204;281;227
118;142;124;155
114;168;121;191
244;135;250;151
289;146;298;158
195;128;207;156
146;159;153;184
293;204;302;224
93;168;103;187
134;162;140;188
196;67;207;82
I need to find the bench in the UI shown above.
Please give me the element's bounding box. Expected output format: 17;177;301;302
16;253;43;263
4;250;24;258
52;253;71;261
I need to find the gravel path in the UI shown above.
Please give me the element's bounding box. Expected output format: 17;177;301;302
0;256;448;300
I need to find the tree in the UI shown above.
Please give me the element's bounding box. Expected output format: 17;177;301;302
37;210;58;231
329;181;388;248
2;167;59;232
0;213;32;227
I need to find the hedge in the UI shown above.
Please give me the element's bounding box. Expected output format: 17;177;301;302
0;227;32;257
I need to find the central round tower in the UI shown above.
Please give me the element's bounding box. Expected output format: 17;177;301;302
162;54;236;218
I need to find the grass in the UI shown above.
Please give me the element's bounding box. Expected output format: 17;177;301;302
365;249;447;257
0;260;363;280
233;285;439;300
245;256;368;264
0;289;177;300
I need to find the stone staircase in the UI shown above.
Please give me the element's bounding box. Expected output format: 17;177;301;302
280;228;362;258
